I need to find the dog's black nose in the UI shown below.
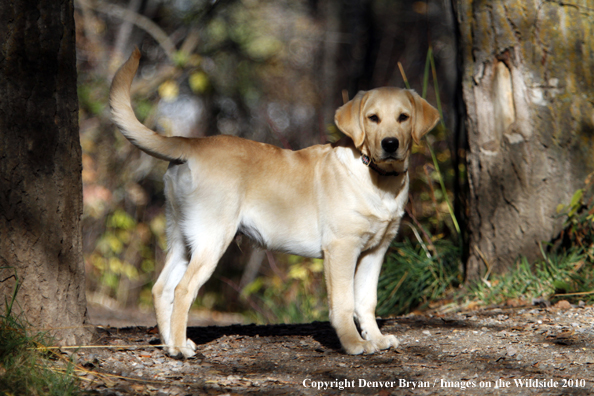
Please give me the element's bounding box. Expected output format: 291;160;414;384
381;137;399;153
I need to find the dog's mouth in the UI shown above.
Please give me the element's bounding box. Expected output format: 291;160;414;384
377;154;405;163
370;154;408;174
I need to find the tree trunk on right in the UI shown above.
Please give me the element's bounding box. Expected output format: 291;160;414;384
454;1;594;280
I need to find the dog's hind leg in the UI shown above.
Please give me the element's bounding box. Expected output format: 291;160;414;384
152;227;188;347
167;221;237;359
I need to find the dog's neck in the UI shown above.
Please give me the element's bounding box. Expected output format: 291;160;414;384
360;154;406;177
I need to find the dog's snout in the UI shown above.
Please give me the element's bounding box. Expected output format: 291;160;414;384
381;137;399;153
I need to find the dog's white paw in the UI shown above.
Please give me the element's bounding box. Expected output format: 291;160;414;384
343;335;399;355
373;334;399;350
343;339;378;355
167;338;197;359
186;338;197;351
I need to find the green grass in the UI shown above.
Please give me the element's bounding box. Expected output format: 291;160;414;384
378;238;593;315
377;237;461;316
466;182;594;307
466;247;593;306
0;273;82;396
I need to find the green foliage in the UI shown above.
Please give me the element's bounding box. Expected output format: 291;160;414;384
556;173;594;260
78;80;108;117
86;210;165;308
421;47;460;238
467;248;593;305
134;98;155;123
0;273;81;396
241;256;327;324
377;238;461;316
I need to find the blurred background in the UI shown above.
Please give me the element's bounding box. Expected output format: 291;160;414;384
76;0;463;326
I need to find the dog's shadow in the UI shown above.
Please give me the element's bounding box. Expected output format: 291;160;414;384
184;321;341;352
180;320;394;353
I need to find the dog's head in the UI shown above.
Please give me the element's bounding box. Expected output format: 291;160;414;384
335;87;440;173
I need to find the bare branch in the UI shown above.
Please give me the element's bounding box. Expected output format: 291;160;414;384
78;0;177;62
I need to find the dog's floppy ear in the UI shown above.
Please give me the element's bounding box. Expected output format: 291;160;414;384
406;90;440;144
334;91;367;148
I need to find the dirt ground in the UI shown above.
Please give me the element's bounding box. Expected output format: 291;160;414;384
74;303;594;395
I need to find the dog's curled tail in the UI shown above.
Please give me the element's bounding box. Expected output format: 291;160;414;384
110;48;190;162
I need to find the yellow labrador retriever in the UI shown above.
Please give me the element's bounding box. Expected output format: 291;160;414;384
110;49;439;358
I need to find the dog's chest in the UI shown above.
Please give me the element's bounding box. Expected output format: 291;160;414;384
360;211;402;251
359;180;408;250
357;208;402;252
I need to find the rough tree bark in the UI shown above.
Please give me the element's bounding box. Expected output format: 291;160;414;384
0;0;92;344
454;0;594;279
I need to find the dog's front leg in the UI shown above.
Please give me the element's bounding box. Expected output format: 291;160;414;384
354;243;399;351
324;240;378;355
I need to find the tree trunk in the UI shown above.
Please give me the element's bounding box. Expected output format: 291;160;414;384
0;0;92;344
454;0;594;280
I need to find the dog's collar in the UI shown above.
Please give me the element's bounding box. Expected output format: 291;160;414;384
361;154;405;177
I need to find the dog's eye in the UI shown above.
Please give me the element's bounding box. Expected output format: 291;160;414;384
368;114;380;123
398;113;410;123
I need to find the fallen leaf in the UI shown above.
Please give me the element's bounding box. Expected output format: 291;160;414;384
554;300;572;310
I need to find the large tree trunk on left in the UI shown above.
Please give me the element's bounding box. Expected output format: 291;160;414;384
0;0;92;345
